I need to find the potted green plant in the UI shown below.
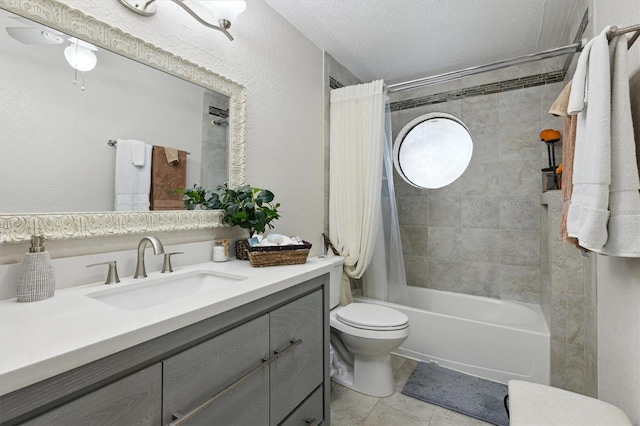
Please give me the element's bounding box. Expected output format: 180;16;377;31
173;184;222;210
216;183;281;259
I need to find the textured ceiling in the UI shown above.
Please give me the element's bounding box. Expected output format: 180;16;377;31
264;0;582;83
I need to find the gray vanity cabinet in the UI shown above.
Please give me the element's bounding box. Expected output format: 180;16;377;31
163;290;324;426
162;315;270;425
24;364;162;426
270;290;323;425
280;387;323;426
0;275;328;426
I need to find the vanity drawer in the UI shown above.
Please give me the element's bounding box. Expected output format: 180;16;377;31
162;314;270;425
24;363;162;426
270;289;324;425
280;385;324;426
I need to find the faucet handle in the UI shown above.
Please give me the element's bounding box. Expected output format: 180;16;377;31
162;252;184;274
87;261;120;284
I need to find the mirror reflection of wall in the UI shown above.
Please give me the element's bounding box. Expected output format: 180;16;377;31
0;8;229;213
201;91;229;190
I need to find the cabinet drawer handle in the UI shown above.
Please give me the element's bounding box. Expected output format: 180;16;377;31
168;355;277;426
273;338;303;358
168;339;303;425
305;417;318;426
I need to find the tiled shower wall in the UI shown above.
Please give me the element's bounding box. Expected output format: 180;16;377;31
541;192;597;397
201;90;229;190
389;61;564;304
388;57;596;396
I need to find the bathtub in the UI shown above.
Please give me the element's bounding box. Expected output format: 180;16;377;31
355;286;550;385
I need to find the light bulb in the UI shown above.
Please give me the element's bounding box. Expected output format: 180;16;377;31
64;38;98;72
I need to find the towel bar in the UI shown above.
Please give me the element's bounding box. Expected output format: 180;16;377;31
107;140;190;155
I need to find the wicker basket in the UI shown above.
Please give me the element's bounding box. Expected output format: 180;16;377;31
246;240;312;267
235;239;250;260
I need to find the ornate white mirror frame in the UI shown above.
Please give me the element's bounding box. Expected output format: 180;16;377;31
0;0;246;244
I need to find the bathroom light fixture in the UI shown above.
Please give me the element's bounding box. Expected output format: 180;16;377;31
64;38;98;72
5;16;64;45
117;0;246;41
64;38;98;91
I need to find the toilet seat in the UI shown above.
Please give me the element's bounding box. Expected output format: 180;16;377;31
336;303;409;331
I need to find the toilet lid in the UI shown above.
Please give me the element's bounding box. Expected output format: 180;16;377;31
336;303;409;330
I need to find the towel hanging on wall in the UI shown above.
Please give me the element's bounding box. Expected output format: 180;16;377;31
150;145;187;210
548;81;580;247
598;33;640;256
566;27;640;257
114;139;152;211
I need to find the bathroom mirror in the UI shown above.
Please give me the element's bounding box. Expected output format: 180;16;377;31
393;113;472;189
0;0;246;243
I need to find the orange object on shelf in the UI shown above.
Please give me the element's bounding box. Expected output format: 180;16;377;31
540;129;561;143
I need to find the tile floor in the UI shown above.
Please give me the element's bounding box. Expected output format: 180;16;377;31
330;355;493;426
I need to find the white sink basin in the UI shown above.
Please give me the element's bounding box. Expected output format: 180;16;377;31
87;270;248;311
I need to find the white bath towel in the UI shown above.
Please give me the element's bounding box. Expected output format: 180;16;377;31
566;27;612;250
128;139;147;166
599;35;640;257
567;37;595;114
115;139;152;211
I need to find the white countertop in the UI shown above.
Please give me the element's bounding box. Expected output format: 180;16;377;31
0;255;343;396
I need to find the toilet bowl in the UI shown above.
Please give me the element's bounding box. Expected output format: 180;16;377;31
330;303;410;397
327;256;410;397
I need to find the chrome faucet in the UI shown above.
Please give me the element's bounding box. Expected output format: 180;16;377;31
134;236;165;278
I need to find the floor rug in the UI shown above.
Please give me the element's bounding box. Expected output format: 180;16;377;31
401;362;509;426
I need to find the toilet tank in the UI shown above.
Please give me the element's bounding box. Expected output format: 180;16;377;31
327;255;344;309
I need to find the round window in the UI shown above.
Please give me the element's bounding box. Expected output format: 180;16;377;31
393;113;473;189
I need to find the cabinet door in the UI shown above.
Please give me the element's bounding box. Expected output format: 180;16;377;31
25;364;162;426
280;386;323;426
162;314;270;426
270;290;323;425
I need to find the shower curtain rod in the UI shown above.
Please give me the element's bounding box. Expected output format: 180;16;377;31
386;42;583;93
388;23;639;94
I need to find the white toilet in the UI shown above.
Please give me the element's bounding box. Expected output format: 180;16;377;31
328;257;410;397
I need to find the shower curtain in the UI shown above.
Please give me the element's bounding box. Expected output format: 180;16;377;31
329;80;385;305
361;101;409;305
329;79;408;305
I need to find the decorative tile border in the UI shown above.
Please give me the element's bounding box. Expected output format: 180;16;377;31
390;70;565;112
329;76;344;89
563;9;589;73
208;106;229;118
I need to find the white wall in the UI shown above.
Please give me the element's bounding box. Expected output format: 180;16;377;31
0;15;206;212
597;256;640;424
592;0;640;424
0;0;325;261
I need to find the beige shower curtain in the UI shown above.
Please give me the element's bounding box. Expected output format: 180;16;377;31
329;79;386;305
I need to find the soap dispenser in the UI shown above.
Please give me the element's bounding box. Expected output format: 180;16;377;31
16;235;56;302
